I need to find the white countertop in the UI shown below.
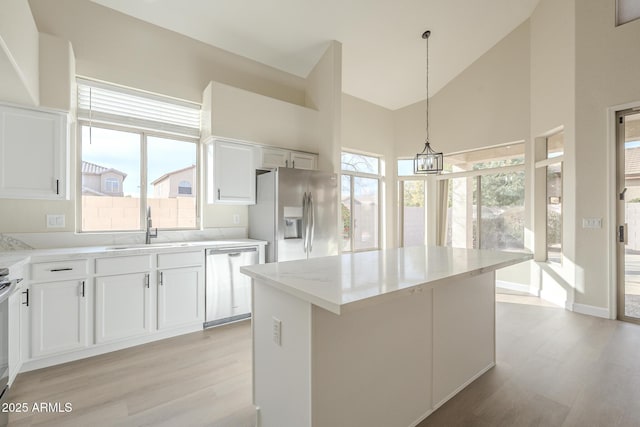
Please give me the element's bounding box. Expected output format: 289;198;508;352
241;245;532;314
0;238;266;266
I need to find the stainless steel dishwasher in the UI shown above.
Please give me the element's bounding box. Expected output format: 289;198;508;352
205;246;259;328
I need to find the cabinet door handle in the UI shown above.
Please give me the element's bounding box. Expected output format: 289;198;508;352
56;179;60;195
81;280;85;297
218;188;221;200
145;273;150;288
285;159;288;168
50;267;73;272
292;160;295;168
22;289;29;307
159;272;163;286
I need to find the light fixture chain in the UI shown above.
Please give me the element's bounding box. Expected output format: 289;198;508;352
425;30;429;146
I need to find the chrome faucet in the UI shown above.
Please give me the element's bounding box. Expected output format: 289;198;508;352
145;206;158;244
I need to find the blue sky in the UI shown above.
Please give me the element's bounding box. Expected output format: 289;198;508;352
82;126;195;197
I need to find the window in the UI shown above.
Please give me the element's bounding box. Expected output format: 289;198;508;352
104;178;120;194
400;180;426;247
439;142;525;251
536;131;564;264
178;181;193;195
78;79;200;232
341;152;381;252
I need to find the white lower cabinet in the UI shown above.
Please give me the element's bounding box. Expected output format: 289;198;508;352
95;272;151;344
30;280;88;358
157;267;204;330
19;248;209;370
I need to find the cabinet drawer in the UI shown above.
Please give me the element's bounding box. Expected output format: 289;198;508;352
95;255;151;275
31;259;88;281
157;251;203;269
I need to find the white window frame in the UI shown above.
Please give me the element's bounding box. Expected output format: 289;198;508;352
76;78;201;233
341;151;383;253
77;121;200;232
534;130;564;264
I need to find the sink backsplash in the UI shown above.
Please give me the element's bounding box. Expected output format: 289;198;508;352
0;227;247;250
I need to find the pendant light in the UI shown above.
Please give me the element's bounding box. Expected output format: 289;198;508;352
414;30;443;174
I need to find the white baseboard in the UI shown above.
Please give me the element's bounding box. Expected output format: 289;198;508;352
539;289;573;310
572;303;610;319
496;280;537;295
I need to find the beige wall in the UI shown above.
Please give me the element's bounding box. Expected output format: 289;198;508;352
529;0;576;305
394;21;531;158
203;81;320;153
28;0;306;106
39;32;74;111
342;94;396;248
305;41;342;174
574;0;640;311
0;0;39;105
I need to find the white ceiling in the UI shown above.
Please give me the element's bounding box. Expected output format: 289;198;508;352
91;0;540;110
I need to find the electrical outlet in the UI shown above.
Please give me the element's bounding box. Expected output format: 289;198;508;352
46;214;65;228
233;214;240;225
272;317;282;346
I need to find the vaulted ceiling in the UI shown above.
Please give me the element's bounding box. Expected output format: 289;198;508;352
91;0;540;110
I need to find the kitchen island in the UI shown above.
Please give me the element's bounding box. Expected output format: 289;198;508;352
241;246;532;427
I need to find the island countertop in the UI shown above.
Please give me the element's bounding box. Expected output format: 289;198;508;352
240;245;532;314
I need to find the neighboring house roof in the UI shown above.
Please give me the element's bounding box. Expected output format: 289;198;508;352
81;186;108;196
81;161;127;178
151;164;195;185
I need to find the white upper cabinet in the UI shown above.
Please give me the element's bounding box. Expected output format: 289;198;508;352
289;151;317;170
0;104;68;199
207;138;255;204
258;146;317;170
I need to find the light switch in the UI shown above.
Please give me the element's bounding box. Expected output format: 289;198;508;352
46;214;65;228
582;218;602;229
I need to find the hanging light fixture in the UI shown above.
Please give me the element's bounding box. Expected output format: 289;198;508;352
414;30;443;174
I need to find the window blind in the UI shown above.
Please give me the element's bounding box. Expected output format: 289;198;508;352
77;78;200;138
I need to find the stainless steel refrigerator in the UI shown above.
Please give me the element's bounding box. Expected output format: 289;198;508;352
249;168;338;263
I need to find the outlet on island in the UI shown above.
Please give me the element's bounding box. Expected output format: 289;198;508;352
233;214;240;224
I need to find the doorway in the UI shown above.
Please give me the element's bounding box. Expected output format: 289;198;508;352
617;109;640;322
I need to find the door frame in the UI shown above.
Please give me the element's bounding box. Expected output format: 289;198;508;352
610;102;640;322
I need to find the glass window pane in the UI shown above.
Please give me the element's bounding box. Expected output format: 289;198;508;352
341;152;379;175
147;136;197;229
81;126;141;231
341;175;352;252
397;159;416;176
353;177;379;250
479;171;525;250
447;177;476;248
402;180;425;247
547;163;562;263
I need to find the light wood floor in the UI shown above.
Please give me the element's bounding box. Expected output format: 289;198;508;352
9;294;640;427
7;321;255;427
